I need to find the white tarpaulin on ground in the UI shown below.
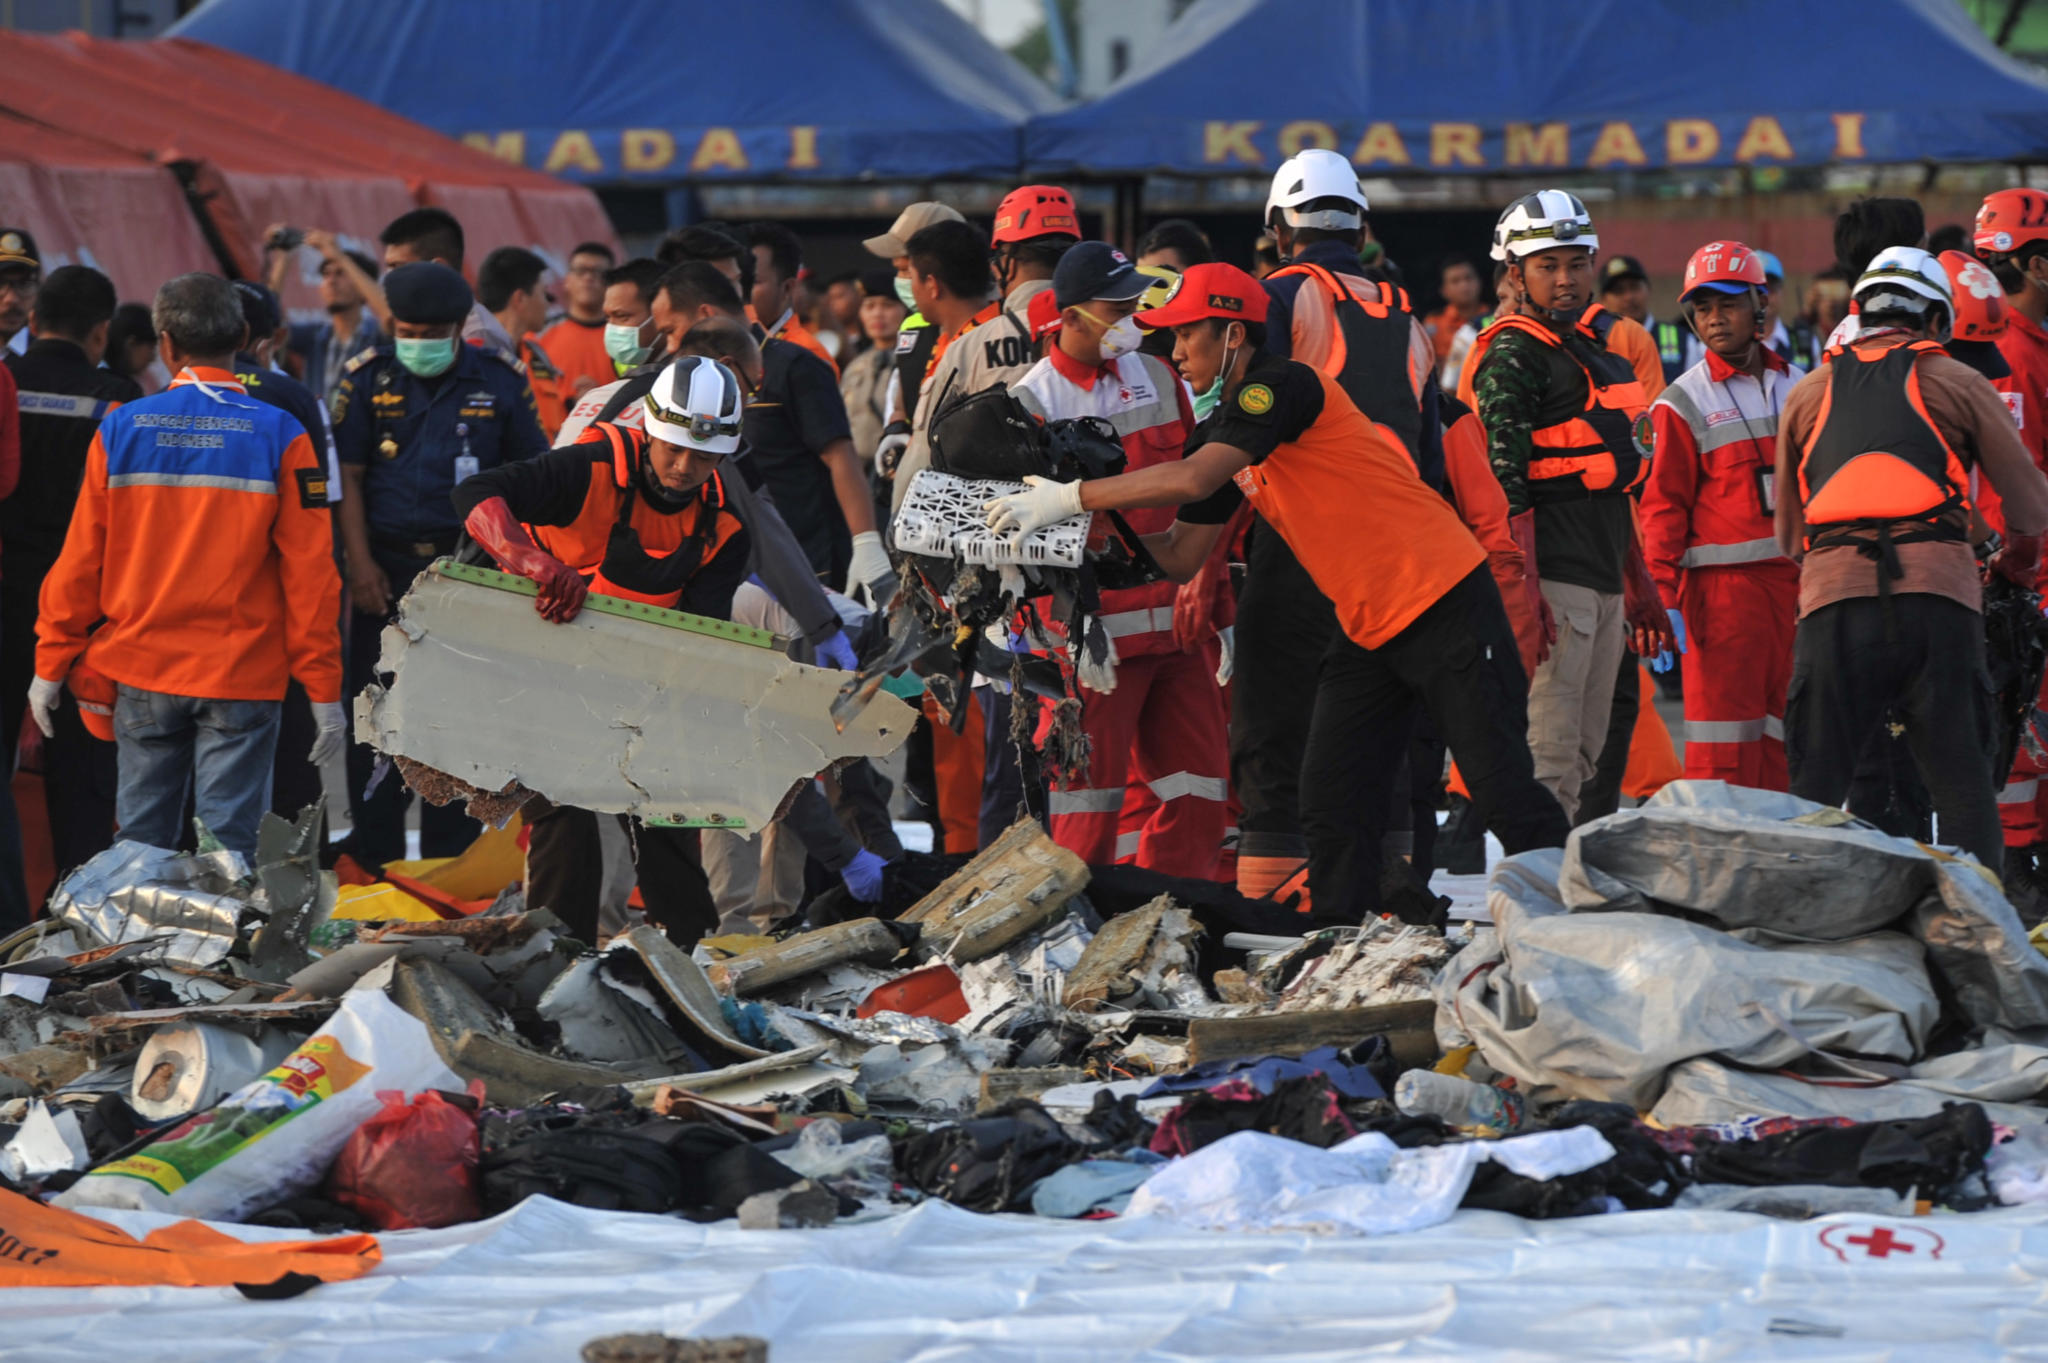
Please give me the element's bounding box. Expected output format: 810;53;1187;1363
6;1196;2048;1360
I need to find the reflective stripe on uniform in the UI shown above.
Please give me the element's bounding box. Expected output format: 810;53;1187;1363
1679;537;1786;568
1148;771;1229;803
1100;606;1175;638
1763;715;1785;742
16;391;112;420
1685;718;1771;744
1048;786;1124;816
2001;778;2040;806
1114;830;1141;860
107;472;277;495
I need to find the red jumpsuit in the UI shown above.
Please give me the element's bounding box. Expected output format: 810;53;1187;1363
1640;347;1802;790
1986;308;2048;845
1014;347;1230;876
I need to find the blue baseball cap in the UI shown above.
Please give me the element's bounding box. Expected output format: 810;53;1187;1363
1755;250;1785;284
1053;241;1147;311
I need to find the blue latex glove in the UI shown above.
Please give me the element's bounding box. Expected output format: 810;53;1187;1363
840;848;888;903
1650;607;1687;674
814;630;857;671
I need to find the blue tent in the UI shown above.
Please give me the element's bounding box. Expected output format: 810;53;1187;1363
167;0;1059;183
1024;0;2048;177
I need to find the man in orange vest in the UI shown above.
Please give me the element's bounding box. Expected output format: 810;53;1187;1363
1234;148;1436;906
1775;247;2048;875
1471;190;1672;822
536;241;620;400
984;263;1568;927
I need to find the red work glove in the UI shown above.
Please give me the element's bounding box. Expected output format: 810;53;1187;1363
1994;532;2044;590
1507;510;1556;667
1173;506;1244;650
1623;542;1674;659
464;496;588;623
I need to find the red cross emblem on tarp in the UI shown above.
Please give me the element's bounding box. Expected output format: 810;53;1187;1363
1819;1223;1946;1263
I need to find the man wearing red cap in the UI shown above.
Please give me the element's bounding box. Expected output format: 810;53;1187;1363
1007;242;1229;877
986;263;1568;926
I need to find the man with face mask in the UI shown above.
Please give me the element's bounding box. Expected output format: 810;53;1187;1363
1471;190;1670;822
330;262;546;866
1006;242;1230;878
984;262;1568;925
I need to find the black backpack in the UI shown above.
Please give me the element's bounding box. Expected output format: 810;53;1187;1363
893;1100;1083;1213
479;1109;689;1215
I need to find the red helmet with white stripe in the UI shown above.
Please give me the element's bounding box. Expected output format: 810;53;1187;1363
1679;241;1767;302
1941;250;2008;340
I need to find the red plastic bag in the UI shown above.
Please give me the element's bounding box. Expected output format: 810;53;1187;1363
326;1084;484;1230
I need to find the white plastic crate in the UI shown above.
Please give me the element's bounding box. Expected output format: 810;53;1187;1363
891;467;1087;569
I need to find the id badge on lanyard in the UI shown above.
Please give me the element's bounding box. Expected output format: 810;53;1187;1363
453;422;478;484
1755;467;1776;514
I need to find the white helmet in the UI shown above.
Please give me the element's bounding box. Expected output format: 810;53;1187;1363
643;354;744;454
1491;190;1599;263
1853;246;1954;327
1265;149;1369;232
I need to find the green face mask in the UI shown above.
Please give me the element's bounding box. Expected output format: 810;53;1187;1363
396;336;457;378
1192;332;1239;422
894;277;918;312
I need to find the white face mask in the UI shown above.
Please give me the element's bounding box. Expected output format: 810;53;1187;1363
1083;310;1142;361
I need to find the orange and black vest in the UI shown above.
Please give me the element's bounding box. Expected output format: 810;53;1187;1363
1476;303;1649;504
1798;339;1971;577
1266;260;1424;460
531;422;745;610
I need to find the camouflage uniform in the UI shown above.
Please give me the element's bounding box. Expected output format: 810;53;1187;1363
1471;318;1634;821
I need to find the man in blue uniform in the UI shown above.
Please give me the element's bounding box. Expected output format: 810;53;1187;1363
331;262;547;864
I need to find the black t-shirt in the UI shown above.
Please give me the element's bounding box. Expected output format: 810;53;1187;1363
743;336;853;577
4;339;142;577
1177;352;1325;525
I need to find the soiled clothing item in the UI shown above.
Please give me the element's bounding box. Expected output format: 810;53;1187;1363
1140;1046;1386;1103
1026;1153;1165;1218
1149;1075;1360;1157
1686;1102;1993;1196
1778;335;2048;619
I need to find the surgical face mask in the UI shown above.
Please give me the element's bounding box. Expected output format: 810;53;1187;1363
1081;309;1142;360
605;319;652;370
395;336;457;378
1191;329;1240;421
894;276;918;312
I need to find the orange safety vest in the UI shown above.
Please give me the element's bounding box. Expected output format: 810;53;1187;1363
520;334;569;439
1265;261;1423;457
1798;338;1971;566
530;423;745;610
1474;304;1649;501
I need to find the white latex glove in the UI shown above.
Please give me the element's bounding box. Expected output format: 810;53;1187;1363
1070;629;1120;695
308;700;347;766
984;475;1084;543
874;430;910;479
845;530;898;609
26;676;62;739
1216;625;1236;686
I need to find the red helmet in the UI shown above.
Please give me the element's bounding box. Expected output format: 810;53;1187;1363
68;660;115;743
1941;249;2008;340
1975;188;2048;256
1679;240;1767;303
992;185;1079;246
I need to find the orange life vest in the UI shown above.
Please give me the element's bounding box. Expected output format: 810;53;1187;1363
1265;261;1423;458
530;422;745;610
1474;303;1649;501
1798;338;1971;567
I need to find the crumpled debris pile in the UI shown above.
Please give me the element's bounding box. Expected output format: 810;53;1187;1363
13;787;2048;1270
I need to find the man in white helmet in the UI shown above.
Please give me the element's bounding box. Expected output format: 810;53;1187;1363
1469;189;1672;821
453;354;891;945
1774;246;2048;876
1229;148;1442;908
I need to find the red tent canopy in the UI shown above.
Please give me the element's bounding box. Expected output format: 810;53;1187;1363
0;113;217;302
0;31;616;319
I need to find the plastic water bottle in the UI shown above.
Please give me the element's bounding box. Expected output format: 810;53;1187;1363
1394;1070;1525;1132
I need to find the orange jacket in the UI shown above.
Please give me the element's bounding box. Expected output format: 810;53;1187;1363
767;309;838;375
519;334;570;440
35;368;342;703
536;314;617;399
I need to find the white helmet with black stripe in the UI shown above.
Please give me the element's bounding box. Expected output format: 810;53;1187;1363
1491;190;1599;262
1265;149;1370;233
1853;246;1954;334
643;354;744;454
